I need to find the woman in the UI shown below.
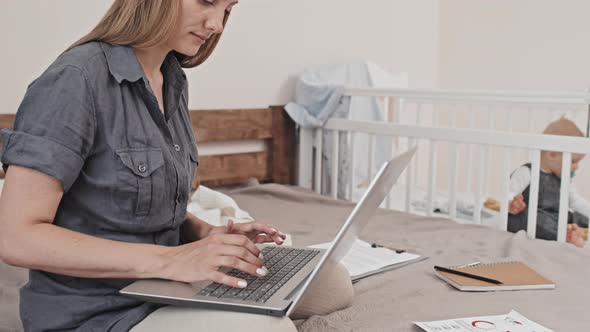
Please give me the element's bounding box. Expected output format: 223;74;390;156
0;1;352;331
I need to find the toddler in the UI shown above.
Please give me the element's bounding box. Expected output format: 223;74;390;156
507;117;589;245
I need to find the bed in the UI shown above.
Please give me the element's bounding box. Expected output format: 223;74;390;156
1;105;590;332
229;183;590;331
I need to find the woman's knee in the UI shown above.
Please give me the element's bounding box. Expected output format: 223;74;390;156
291;262;354;320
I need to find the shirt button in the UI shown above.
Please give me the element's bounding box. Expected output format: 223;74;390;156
174;144;181;152
137;164;147;173
177;194;186;203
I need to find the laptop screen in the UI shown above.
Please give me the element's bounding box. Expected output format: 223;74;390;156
287;147;417;316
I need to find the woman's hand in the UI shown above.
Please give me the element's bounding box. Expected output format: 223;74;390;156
208;220;287;245
160;233;268;288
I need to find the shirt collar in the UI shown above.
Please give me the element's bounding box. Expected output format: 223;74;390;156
99;42;187;85
100;42;143;84
162;53;188;121
161;52;187;90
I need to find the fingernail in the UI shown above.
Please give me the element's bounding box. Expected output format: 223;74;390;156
237;280;247;288
256;267;268;277
258;252;264;260
270;228;278;233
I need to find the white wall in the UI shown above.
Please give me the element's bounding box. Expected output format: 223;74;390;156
192;0;440;109
438;0;590;199
438;0;590;91
0;1;113;114
0;0;440;114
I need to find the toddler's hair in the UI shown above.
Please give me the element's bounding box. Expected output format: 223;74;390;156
543;116;584;137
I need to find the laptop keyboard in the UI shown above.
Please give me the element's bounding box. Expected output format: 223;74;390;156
197;247;320;303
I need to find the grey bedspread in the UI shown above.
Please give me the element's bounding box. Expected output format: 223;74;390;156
1;184;589;331
228;184;590;331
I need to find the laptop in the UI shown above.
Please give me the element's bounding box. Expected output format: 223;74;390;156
120;147;417;317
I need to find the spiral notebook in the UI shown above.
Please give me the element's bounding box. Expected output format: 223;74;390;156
434;261;555;291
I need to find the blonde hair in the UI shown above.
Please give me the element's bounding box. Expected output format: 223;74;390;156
543;116;584;137
67;0;229;68
541;116;586;160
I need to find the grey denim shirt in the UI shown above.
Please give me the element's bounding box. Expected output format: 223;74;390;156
1;41;199;332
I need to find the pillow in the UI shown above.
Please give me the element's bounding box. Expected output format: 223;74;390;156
187;185;255;227
187;185;293;246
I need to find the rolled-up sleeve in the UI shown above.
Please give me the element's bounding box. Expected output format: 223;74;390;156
1;65;96;192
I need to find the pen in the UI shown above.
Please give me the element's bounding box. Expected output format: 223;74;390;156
370;243;405;254
433;265;503;285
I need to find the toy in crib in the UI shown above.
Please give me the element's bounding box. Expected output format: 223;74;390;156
484;198;501;212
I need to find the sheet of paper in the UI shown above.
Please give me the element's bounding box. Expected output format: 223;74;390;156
309;239;420;278
415;310;554;332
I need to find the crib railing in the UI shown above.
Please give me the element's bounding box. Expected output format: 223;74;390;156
343;88;590;199
305;121;590;242
298;88;590;242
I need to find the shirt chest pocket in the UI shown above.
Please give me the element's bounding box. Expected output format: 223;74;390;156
114;147;165;217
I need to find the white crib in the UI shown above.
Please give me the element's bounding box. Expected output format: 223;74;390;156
297;88;590;242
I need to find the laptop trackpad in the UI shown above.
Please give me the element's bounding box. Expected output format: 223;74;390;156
285;275;310;301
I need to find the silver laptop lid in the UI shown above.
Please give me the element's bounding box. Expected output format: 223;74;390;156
286;147;417;316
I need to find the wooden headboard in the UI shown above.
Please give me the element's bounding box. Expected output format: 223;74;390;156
191;106;296;187
0;106;297;188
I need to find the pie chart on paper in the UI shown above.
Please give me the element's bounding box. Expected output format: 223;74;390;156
471;320;496;330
